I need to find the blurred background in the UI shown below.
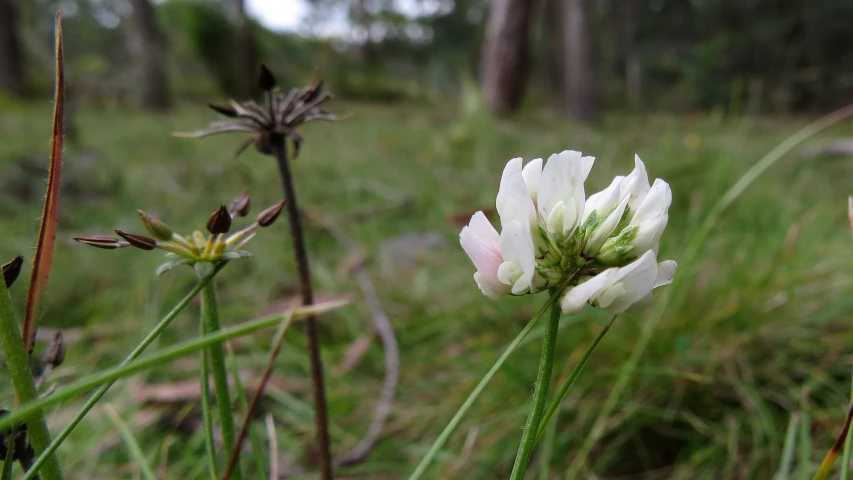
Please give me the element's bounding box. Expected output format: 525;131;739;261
2;0;853;478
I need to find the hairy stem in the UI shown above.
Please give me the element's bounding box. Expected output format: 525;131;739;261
199;268;239;479
269;137;332;478
509;301;560;480
0;282;63;480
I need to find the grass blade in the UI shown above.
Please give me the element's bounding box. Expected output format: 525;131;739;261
775;412;799;479
226;343;268;479
22;11;65;354
812;403;853;480
105;404;157;480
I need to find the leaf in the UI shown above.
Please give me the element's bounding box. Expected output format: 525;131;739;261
22;18;64;354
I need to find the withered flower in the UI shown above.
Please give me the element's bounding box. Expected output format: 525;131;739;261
74;193;286;275
2;256;24;288
175;65;336;157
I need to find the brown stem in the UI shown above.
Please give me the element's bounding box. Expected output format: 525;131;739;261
271;137;333;478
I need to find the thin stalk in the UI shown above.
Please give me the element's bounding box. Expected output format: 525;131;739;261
534;314;618;442
509;302;560;480
407;297;556;480
22;268;223;480
105;404;157;480
0;281;63;480
270;137;332;479
2;303;344;434
200;316;217;478
225;343;267;479
812;402;853;480
199;273;240;480
842;366;853;480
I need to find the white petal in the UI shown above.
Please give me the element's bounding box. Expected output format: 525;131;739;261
630;215;668;255
600;251;659;313
537;152;564;219
584;196;629;256
500;220;536;291
582;176;622;222
499;173;537;230
619;155;651;218
631;178;672;226
560;269;619;315
496;157;523;215
522;158;543;204
474;272;505;299
654;260;677;288
580;155;595;182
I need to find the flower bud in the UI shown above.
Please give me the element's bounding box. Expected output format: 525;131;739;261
228;192;251;217
2;256;23;288
208;103;238;117
115;230;157;251
206;205;232;234
138;210;173;241
257;200;286;227
259;64;277;91
73;235;129;249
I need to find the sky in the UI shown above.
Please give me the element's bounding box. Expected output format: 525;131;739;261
245;0;310;32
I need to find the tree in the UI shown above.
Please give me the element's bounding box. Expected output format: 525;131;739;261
235;0;256;100
557;0;597;120
480;0;536;115
130;0;171;110
0;0;26;97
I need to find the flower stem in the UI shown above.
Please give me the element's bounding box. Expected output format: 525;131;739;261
270;137;332;479
534;314;618;442
0;280;63;480
199;318;217;478
199;272;240;479
509;301;561;480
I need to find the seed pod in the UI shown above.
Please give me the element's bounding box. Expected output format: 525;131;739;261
229;192;251;217
42;332;65;369
259;64;277;91
206;205;232;234
138;210;174;241
115;230;157;251
2;256;24;288
73;235;129;250
257;200;287;227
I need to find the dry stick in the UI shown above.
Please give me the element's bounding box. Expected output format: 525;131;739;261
320;214;399;468
270;137;333;478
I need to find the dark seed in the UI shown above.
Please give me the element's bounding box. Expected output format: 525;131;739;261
206;205;232;234
2;256;23;288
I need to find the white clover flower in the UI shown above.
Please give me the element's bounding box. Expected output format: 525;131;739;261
560;250;676;315
460;150;677;316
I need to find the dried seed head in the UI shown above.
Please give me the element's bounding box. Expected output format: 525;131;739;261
209;103;238;117
138;210;173;241
73;235;129;250
229;192;251;217
115;230;157;251
42;332;65;369
257;200;287;227
259;64;277;91
206;205;232;234
2;256;24;288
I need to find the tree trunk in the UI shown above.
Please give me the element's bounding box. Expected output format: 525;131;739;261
480;0;536;116
0;0;26;98
130;0;171;110
558;0;597;120
615;0;641;109
235;0;256;100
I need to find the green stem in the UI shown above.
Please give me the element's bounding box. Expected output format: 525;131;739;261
23;266;224;480
0;279;63;479
199;270;239;479
509;301;561;480
534;314;618;442
200;316;217;478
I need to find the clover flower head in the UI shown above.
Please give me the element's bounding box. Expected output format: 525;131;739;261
74;193;286;276
175;64;336;157
460;151;677;315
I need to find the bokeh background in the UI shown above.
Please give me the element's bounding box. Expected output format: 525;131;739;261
2;0;853;478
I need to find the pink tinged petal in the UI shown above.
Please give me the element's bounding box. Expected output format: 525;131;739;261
522;158;543;204
496;157;523;214
560;269;619;315
499;173;537;230
460;212;506;296
500;220;536;292
474;272;507;299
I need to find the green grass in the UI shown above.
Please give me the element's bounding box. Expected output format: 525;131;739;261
2;99;853;478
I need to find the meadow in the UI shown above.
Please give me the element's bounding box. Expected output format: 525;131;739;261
1;98;853;479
